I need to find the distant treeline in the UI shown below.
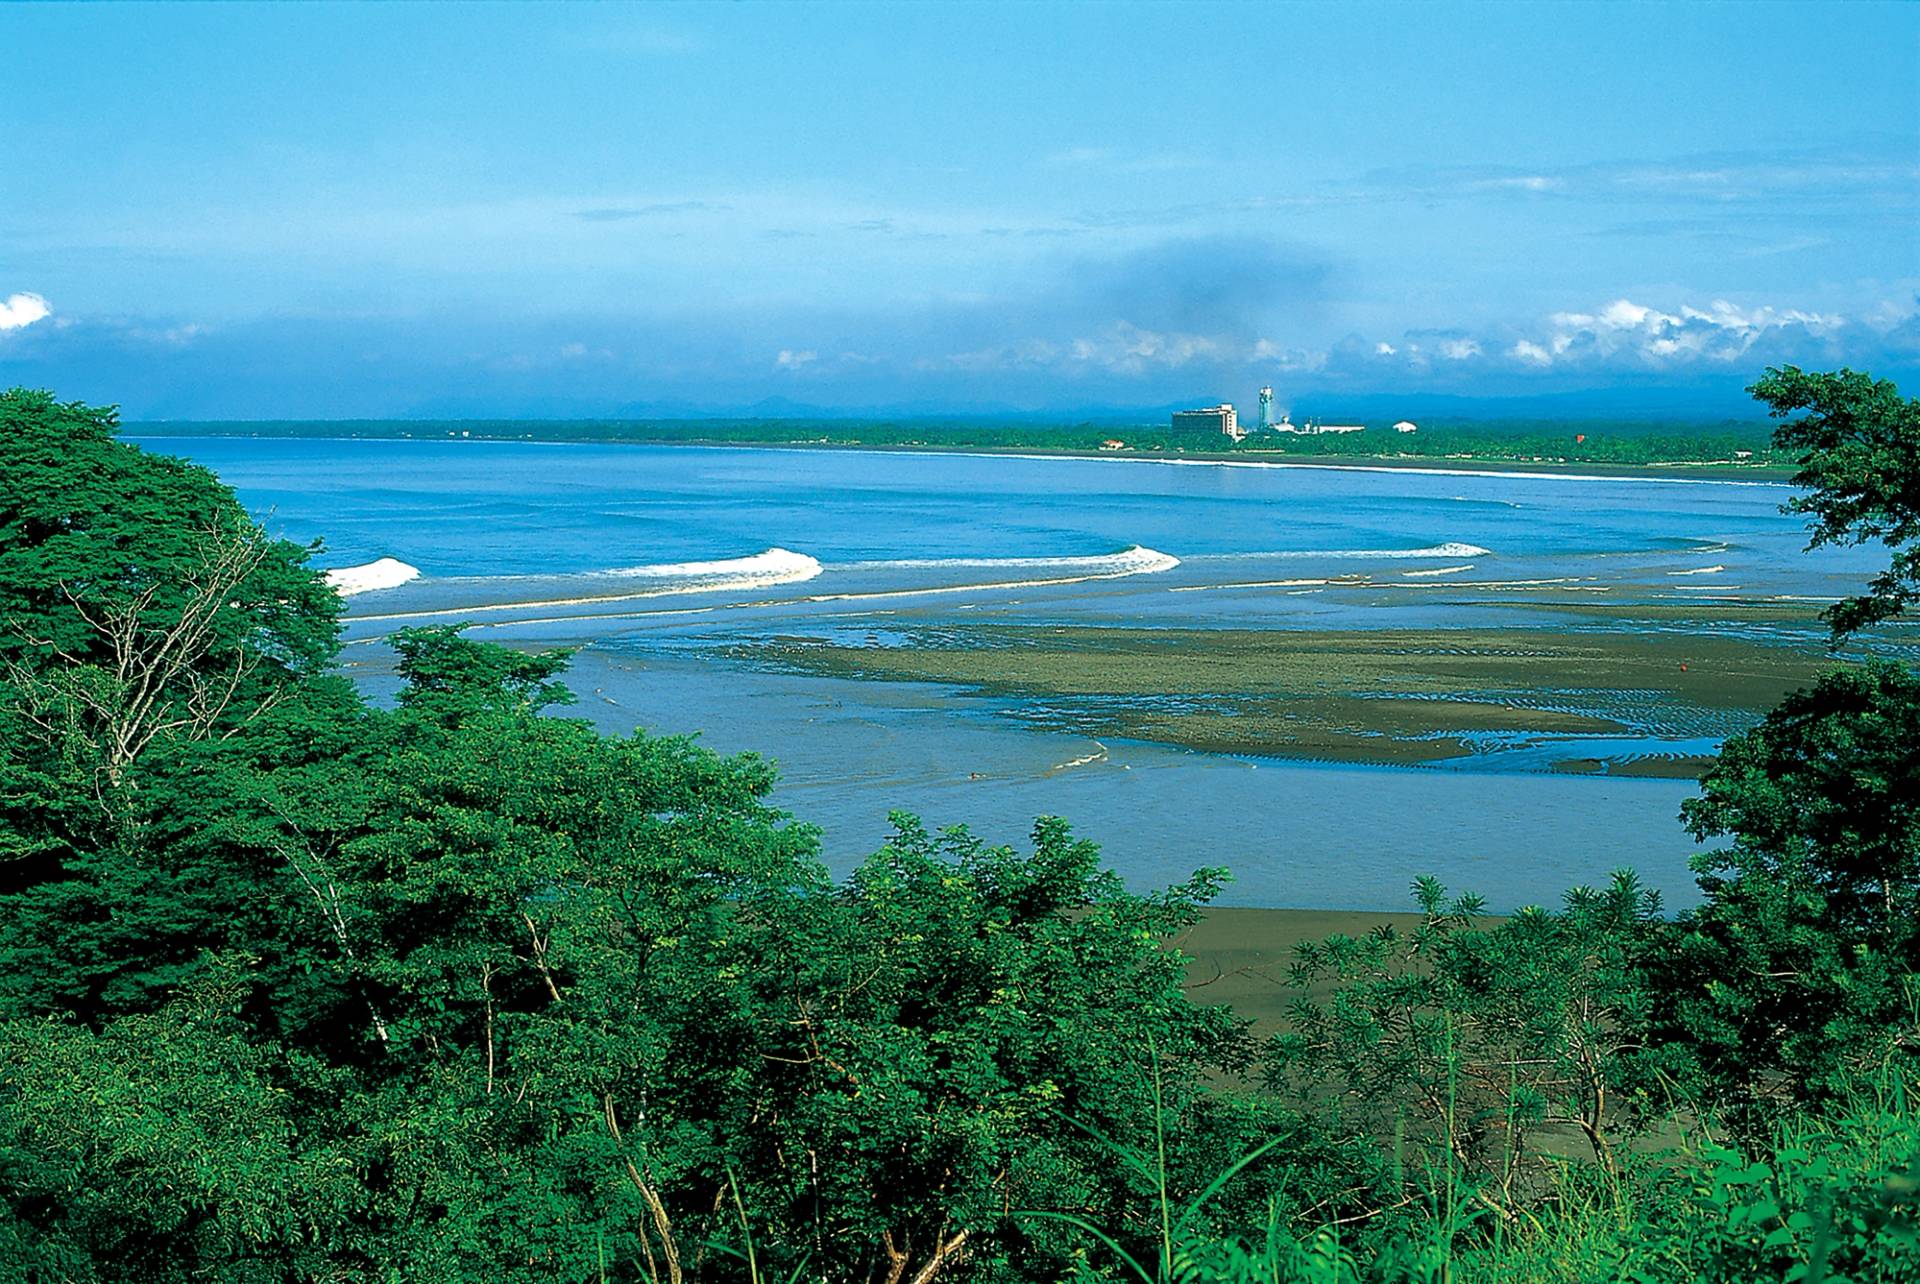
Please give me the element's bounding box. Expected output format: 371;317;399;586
134;414;1787;468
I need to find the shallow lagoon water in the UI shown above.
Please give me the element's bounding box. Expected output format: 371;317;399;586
568;649;1708;912
147;436;1881;910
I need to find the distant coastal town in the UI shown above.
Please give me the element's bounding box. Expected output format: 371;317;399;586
1170;387;1420;442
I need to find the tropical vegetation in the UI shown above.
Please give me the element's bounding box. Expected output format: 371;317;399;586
0;367;1915;1281
140;413;1785;472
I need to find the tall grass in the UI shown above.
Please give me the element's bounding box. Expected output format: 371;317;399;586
1023;1059;1920;1284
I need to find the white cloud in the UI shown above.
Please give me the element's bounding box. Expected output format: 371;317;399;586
775;348;817;369
1511;295;1849;368
1375;341;1396;356
0;293;51;332
1599;298;1658;329
1065;324;1227;373
930;322;1316;378
1439;338;1481;360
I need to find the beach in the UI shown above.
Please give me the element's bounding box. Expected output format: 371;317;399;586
1177;907;1433;1036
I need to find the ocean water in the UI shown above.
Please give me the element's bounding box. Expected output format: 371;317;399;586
152;436;1856;588
138;436;1885;910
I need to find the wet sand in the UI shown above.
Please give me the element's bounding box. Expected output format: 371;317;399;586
733;621;1839;776
1176;907;1438;1036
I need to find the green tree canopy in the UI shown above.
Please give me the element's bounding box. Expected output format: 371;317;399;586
1649;369;1920;1122
1751;365;1920;638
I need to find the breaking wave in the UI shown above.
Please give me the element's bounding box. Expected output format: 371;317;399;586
800;546;1179;604
344;548;821;624
1222;542;1493;561
325;557;421;595
601;547;824;590
847;546;1180;577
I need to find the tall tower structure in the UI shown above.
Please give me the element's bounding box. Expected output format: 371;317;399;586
1257;386;1274;430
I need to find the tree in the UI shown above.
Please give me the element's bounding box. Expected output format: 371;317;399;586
1655;660;1920;1120
0;390;339;766
1750;366;1920;639
737;815;1257;1282
1270;874;1664;1221
0;389;354;1021
0;971;360;1283
236;623;831;1281
1648;369;1920;1125
390;622;576;719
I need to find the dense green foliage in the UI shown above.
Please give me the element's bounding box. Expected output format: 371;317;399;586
2;373;1916;1281
1752;367;1920;636
136;414;1784;470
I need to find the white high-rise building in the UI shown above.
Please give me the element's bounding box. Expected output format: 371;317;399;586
1171;404;1242;440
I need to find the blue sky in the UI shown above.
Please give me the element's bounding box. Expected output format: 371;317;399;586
2;1;1916;419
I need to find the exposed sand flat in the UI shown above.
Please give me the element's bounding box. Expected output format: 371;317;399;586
734;622;1837;774
1176;907;1440;1036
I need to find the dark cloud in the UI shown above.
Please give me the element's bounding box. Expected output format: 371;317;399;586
1063;235;1334;339
8;249;1915;420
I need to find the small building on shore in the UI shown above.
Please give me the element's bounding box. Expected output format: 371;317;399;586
1393;420;1418;434
1271;414;1365;436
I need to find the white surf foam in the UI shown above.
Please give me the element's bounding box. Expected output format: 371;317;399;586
1170;576;1357;593
346;548;820;623
603;547;823;589
847;546;1180;576
325;557;421;595
1051;742;1110;772
801;545;1179;603
1404;564;1476;577
1220;542;1492;561
1669;565;1727;576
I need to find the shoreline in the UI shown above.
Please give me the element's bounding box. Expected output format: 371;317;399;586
127;430;1795;485
1181;908;1492;1033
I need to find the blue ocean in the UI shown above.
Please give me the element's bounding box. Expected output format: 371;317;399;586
136;436;1886;911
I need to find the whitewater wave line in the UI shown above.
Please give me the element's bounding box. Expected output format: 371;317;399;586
1385;577;1610;592
843;547;1177;574
1169;576;1365;593
1210;542;1493;561
345;545;1180;624
1051;742;1110;772
798;546;1179;603
347;547;822;622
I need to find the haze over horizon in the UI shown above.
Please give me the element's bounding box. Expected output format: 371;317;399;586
3;1;1916;420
